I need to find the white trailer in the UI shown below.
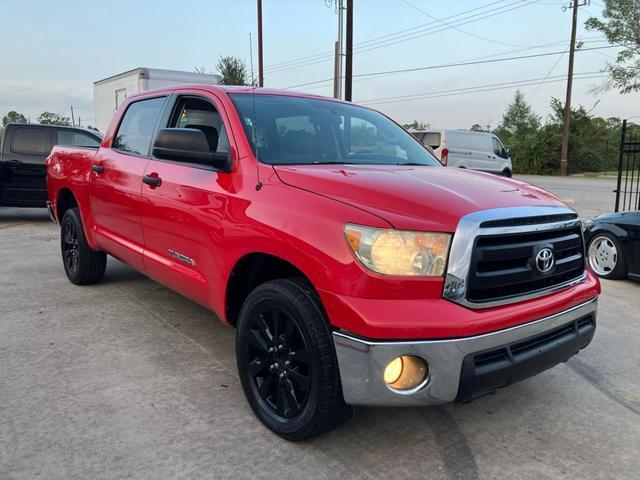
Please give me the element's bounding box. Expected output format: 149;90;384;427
93;68;221;133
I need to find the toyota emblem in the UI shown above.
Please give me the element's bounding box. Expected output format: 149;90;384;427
535;248;555;273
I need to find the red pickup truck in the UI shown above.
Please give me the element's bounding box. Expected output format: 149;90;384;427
46;85;600;440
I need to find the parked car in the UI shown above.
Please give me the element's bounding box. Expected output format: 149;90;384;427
410;129;512;176
584;210;640;281
46;85;600;440
0;123;102;208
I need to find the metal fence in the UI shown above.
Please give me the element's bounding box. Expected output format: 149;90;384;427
615;119;640;212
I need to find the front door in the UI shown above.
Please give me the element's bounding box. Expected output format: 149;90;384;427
0;126;52;206
140;92;233;308
89;95;167;271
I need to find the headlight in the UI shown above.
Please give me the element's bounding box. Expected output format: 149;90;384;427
344;224;451;276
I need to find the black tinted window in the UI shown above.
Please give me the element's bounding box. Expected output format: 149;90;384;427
11;127;50;156
113;97;165;155
230;94;439;166
57;130;101;148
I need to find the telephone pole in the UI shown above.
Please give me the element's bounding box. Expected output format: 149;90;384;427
344;0;353;101
560;0;588;176
257;0;264;87
335;0;344;99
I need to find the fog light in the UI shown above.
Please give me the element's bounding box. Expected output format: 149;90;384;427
383;355;429;391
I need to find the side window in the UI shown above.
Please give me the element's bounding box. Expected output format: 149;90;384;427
11;127;51;156
57;131;101;148
171;97;230;155
113;97;165;156
492;137;505;158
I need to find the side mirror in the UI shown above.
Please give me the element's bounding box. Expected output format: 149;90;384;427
152;128;231;172
504;148;512;158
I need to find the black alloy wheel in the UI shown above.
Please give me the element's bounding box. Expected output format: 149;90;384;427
246;306;310;419
60;208;107;285
236;278;351;440
62;216;80;274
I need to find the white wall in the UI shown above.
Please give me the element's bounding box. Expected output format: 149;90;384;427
93;72;142;134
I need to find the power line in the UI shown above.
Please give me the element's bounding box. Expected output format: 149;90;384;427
399;0;532;48
283;44;621;89
292;36;608;92
265;0;541;74
264;0;515;72
528;50;567;100
358;72;606;106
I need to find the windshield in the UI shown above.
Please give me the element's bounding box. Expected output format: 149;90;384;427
230;94;440;166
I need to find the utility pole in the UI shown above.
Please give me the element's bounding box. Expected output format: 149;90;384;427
333;41;340;99
336;0;344;99
560;0;587;176
70;106;75;127
257;0;264;87
344;0;353;101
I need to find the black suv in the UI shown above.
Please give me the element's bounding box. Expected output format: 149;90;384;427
0;123;102;208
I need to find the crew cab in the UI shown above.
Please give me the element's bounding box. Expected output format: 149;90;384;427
1;123;101;207
46;85;600;440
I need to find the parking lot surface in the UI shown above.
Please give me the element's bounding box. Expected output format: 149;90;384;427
1;175;639;480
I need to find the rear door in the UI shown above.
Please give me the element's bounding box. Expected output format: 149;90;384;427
0;126;52;206
89;95;167;271
140;91;233;307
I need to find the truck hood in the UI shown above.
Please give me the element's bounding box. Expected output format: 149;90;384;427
273;165;568;231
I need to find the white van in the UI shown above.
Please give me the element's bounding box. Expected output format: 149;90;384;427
411;129;512;177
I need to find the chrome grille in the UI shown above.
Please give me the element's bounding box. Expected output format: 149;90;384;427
443;206;586;309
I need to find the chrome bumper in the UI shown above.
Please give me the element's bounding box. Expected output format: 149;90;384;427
46;201;56;223
333;298;597;406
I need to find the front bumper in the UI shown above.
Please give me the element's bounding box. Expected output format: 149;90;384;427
333;297;597;406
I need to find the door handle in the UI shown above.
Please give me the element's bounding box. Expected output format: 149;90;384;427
7;159;22;165
143;174;162;187
91;164;105;174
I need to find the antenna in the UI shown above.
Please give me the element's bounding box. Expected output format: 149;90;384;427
249;33;262;191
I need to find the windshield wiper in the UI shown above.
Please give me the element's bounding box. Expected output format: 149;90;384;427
394;162;430;166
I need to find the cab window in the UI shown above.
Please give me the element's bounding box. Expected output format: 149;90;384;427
112;97;165;156
170;97;230;156
492;137;506;158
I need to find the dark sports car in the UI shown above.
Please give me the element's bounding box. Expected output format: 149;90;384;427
583;210;640;281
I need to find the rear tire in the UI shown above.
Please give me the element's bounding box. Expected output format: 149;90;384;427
236;278;352;441
61;208;107;285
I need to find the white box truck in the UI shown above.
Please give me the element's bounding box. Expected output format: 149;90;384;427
93;68;222;133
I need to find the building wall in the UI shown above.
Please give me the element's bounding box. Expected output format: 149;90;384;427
93;72;142;134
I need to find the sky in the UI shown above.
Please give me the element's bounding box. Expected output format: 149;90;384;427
1;0;638;130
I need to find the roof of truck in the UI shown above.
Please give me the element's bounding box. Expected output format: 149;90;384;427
125;83;352;105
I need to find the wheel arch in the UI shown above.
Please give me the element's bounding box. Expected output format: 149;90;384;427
55;186;100;250
225;252;322;327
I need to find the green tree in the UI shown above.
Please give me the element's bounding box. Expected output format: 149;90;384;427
496;90;540;137
585;0;640;93
216;56;250;86
37;112;71;126
2;111;28;126
494;91;542;173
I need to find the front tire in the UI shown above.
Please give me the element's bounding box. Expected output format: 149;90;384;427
61;208;107;285
501;168;512;178
587;232;627;280
236;278;351;441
